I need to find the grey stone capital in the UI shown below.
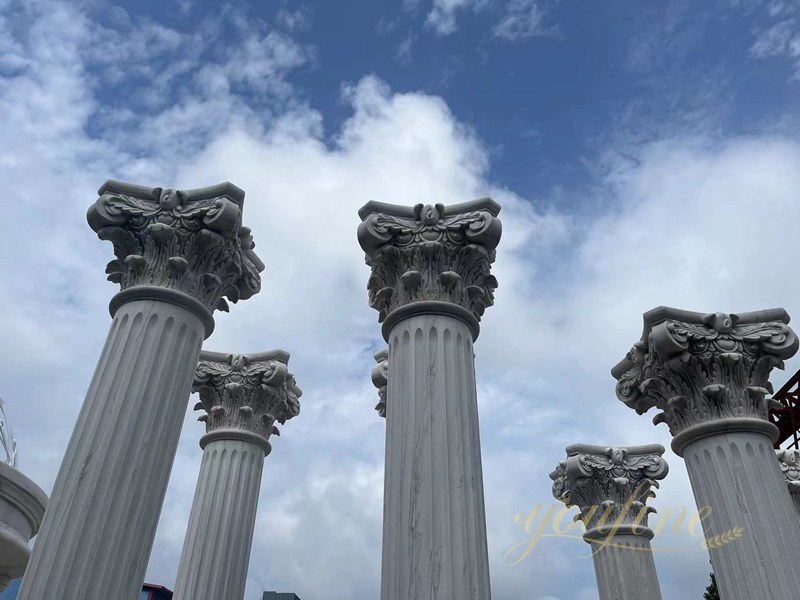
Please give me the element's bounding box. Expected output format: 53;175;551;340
193;350;301;447
372;348;388;418
550;444;668;538
612;307;798;438
776;448;800;515
357;199;502;329
87;180;265;316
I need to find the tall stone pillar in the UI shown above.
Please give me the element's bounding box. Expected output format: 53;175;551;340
173;350;301;600
612;307;800;600
775;449;800;517
358;199;502;600
550;444;668;600
19;180;263;600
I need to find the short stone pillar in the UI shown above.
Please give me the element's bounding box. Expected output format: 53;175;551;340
550;444;668;600
358;199;502;600
776;449;800;517
613;307;800;600
0;462;47;592
173;350;301;600
19;181;263;600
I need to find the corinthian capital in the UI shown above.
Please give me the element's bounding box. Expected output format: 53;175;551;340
193;350;301;450
612;307;798;441
357;199;502;333
550;444;668;537
372;349;388;418
776;449;800;515
87;180;265;315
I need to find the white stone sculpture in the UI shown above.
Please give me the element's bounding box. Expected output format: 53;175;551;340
551;444;668;600
613;307;800;600
0;398;17;468
173;350;301;600
371;349;388;417
358;199;501;600
18;180;263;600
775;448;800;517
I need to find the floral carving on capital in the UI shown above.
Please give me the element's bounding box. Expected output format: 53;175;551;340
357;201;502;323
550;445;668;533
614;310;799;436
87;181;264;313
194;354;301;442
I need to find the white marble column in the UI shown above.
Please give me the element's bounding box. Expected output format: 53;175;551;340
551;444;668;600
613;307;800;600
358;199;502;600
173;350;301;600
18;181;263;600
775;449;800;517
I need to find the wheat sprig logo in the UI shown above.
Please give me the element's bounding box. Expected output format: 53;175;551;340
702;527;744;550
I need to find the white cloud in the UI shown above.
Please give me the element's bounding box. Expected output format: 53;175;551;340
425;0;486;35
493;0;547;41
751;2;800;77
276;7;312;32
397;32;415;63
4;2;800;600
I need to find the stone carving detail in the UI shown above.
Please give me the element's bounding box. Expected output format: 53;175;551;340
357;201;501;323
194;354;301;442
0;397;17;468
613;309;799;436
776;449;800;514
87;181;264;313
371;349;389;417
550;445;668;533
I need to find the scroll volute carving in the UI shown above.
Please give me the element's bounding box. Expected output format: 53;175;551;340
194;353;301;441
87;180;264;313
358;199;502;323
613;307;798;436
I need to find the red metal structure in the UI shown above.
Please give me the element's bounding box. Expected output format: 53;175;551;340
769;368;800;449
141;583;173;600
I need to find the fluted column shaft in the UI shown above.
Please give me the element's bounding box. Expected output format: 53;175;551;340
551;444;667;600
172;350;300;600
173;437;265;600
587;533;661;600
382;313;491;600
19;180;263;600
19;299;204;600
682;427;800;599
613;306;800;600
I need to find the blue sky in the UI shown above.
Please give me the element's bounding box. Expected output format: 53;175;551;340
85;0;800;199
4;1;800;599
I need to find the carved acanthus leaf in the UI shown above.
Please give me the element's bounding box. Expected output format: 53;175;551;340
193;353;301;441
87;182;264;313
357;201;501;323
550;445;668;532
613;309;798;436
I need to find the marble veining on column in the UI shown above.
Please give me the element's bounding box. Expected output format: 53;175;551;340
383;315;490;600
358;198;502;600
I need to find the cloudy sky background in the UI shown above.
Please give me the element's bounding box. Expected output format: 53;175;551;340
3;0;800;598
